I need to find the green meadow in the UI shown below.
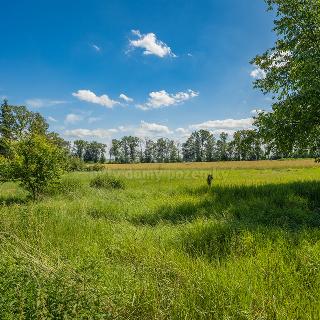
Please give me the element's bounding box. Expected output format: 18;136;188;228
1;160;320;319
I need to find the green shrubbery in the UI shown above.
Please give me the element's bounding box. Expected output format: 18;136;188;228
1;134;66;199
85;163;105;172
90;174;125;190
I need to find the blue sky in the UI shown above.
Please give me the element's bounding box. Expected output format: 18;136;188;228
0;0;275;143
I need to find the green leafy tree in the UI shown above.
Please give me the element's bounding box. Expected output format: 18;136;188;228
83;141;106;163
216;132;229;161
252;0;320;155
143;139;156;163
6;134;66;199
110;139;121;162
73;140;88;159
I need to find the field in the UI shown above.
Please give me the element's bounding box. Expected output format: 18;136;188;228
1;159;320;319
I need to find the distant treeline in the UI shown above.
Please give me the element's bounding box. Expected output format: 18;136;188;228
72;129;319;164
1;100;318;165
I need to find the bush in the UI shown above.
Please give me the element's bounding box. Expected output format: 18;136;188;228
5;134;65;199
86;163;105;172
90;174;125;190
67;157;86;172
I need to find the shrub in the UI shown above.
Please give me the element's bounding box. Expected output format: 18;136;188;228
67;157;86;172
5;134;65;200
86;163;105;172
90;174;125;190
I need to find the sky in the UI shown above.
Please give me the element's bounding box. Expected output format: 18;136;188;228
0;0;275;144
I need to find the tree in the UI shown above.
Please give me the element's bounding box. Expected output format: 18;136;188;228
83;141;106;163
182;130;214;162
110;139;121;162
143;139;156;163
156;138;167;163
4;134;66;199
252;0;320;155
73;140;88;159
216;132;229;161
127;136;140;163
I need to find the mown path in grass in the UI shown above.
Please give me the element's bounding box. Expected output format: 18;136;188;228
1;162;320;319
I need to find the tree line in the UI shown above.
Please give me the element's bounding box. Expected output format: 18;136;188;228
72;129;318;164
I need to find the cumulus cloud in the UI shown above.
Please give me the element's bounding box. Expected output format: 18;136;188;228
175;127;191;139
119;93;133;103
250;68;266;79
25;98;67;108
129;30;176;58
65;113;83;124
137;89;198;111
64;128;118;139
190;118;253;131
175;127;188;134
137;120;172;136
72;90;120;108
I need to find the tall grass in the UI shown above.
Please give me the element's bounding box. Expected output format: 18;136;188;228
1;163;320;319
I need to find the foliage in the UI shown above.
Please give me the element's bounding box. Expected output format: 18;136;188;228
110;136;140;163
72;140;106;163
67;156;86;172
90;174;125;190
7;134;66;199
252;0;320;154
86;163;105;172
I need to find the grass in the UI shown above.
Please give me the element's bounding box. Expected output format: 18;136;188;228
1;159;320;319
104;158;318;170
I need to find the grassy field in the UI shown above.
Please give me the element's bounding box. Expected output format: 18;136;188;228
1;159;320;319
104;158;318;170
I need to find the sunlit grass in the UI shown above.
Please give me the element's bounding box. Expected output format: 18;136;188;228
104;158;318;170
1;161;320;319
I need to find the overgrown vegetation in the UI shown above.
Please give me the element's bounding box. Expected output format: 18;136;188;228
90;174;125;190
0;101;68;199
0;161;320;319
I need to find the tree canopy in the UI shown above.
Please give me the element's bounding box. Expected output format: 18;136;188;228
252;0;320;155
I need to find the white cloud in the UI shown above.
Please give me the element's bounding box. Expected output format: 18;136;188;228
190;118;253;131
25;98;67;108
48;116;58;122
250;68;266;79
137;89;198;111
129;30;176;58
175;127;191;139
210;129;238;136
64;128;118;139
72;90;120;108
119;93;133;103
65;113;83;124
91;44;101;52
135;121;172;138
175;127;188;134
